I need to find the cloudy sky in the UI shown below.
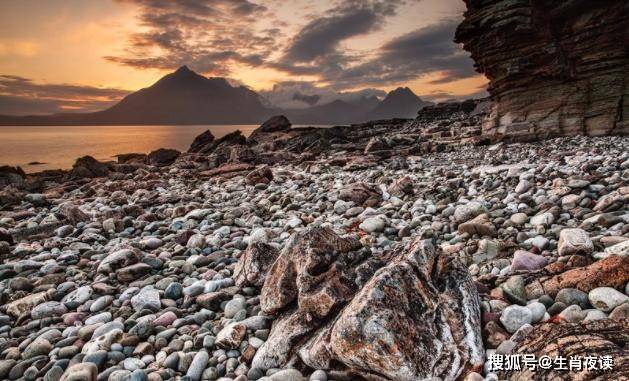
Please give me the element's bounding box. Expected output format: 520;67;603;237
0;0;487;115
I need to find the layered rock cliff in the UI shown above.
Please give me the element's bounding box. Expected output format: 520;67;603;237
455;0;629;141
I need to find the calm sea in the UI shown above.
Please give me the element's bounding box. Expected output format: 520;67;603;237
0;125;259;173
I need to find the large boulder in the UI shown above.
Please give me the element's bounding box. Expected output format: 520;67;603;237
248;115;292;145
252;227;484;381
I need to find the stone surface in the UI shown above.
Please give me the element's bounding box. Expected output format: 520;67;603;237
501;320;629;380
557;228;594;257
455;0;629;141
254;229;484;381
234;242;280;287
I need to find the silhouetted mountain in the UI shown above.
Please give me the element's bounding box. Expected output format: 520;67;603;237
364;87;432;120
0;68;432;126
0;66;275;125
286;96;381;125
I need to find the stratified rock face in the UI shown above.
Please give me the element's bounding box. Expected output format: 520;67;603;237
253;227;484;381
456;0;629;141
502;319;629;381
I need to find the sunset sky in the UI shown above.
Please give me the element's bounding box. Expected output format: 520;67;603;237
0;0;487;115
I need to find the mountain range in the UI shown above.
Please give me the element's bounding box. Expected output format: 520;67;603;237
0;66;432;126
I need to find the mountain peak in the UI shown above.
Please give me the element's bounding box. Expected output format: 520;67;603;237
175;65;192;74
387;87;416;98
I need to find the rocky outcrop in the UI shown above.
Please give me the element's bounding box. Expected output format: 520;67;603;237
456;0;629;141
188;130;215;153
147;148;181;167
252;227;484;381
501;319;628;381
68;156;109;179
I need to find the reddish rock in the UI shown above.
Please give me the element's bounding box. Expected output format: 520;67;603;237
387;176;414;197
528;255;629;297
253;229;484;381
502;319;629;381
338;182;382;207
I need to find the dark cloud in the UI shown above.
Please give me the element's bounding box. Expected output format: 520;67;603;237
105;0;275;75
292;92;321;106
325;18;478;88
282;1;399;63
273;0;404;77
0;75;129;115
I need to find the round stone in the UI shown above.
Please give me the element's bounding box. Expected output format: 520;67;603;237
499;305;533;333
588;287;629;312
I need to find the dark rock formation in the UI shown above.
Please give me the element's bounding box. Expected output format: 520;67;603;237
456;0;629;141
252;227;484;380
188;130;215;153
338;182;383;207
0;166;26;189
147;148;181;167
68;156;109;179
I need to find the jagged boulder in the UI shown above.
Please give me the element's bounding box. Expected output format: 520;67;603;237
188;130;215;153
252;227;484;381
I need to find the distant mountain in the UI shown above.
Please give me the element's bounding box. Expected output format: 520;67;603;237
364;87;432;120
0;66;275;126
286;96;380;125
0;67;431;126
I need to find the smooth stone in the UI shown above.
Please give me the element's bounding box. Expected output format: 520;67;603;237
511;251;547;271
588;287;628;312
499;305;533;333
525;302;546;323
309;370;327;381
558;305;586;323
60;363;97;381
555;288;589;309
186;351;209;381
224;299;247;319
131;288;161;312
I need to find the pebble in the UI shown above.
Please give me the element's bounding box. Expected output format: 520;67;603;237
588;287;628;312
500;305;533;333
